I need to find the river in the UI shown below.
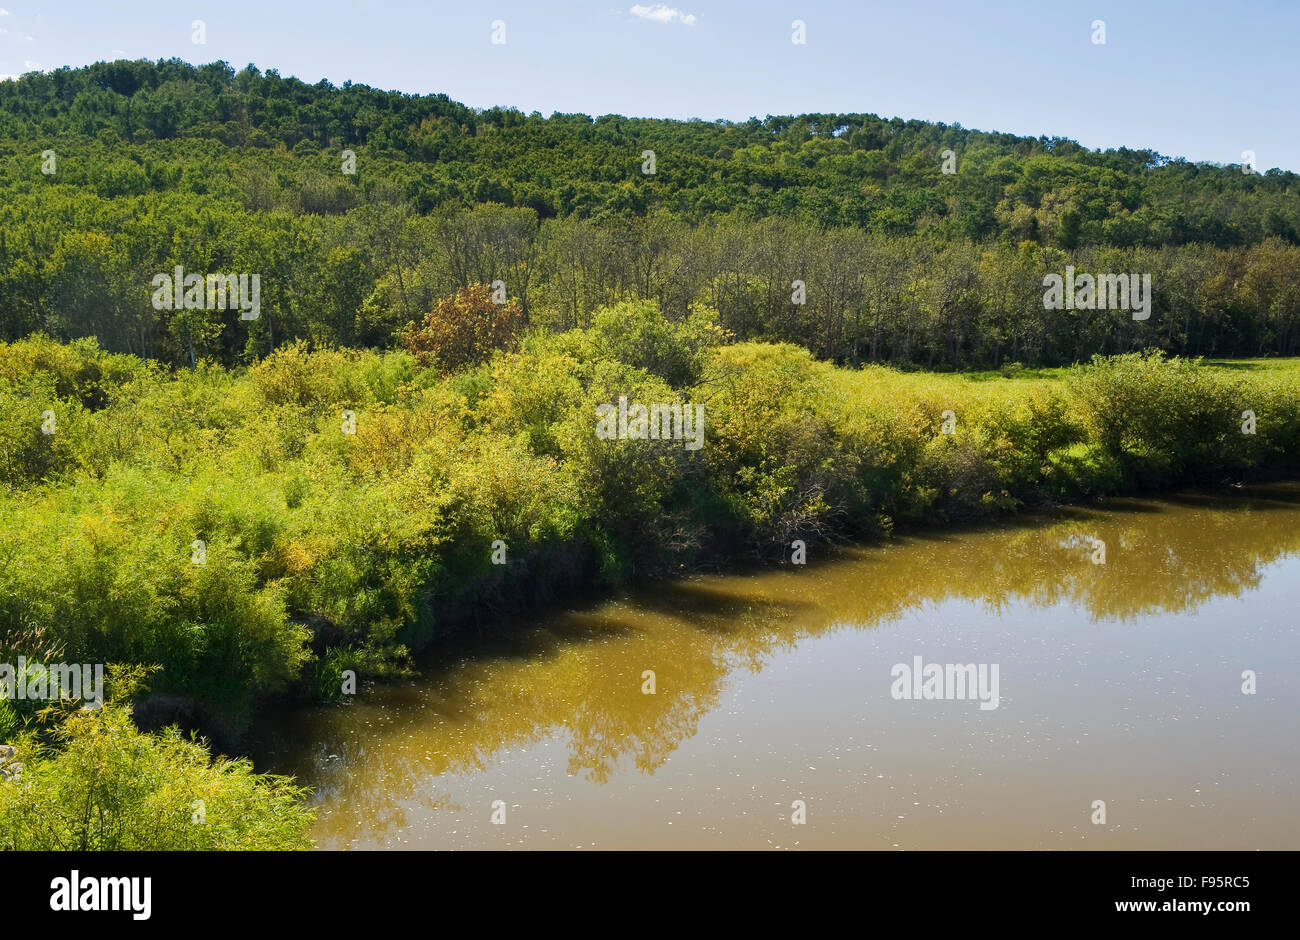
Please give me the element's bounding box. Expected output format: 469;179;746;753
250;485;1300;849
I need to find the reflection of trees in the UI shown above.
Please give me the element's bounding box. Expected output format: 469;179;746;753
255;724;462;846
252;485;1300;845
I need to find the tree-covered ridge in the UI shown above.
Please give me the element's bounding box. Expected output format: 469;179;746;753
2;58;1297;244
3;59;1300;371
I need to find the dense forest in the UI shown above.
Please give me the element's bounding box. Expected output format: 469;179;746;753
2;59;1300;368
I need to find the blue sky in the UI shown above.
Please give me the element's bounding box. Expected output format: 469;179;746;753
2;0;1296;170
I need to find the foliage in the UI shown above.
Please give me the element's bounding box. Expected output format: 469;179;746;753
1;62;1299;369
4;319;1299;735
0;669;315;850
403;283;525;371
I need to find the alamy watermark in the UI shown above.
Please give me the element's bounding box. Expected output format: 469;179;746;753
151;266;261;320
50;870;151;920
0;658;104;707
596;395;705;450
890;656;1000;710
1043;266;1151;321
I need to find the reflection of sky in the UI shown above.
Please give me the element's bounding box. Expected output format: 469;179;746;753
250;487;1300;849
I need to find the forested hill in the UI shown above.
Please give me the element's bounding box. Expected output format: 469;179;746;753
3;58;1296;244
3;58;1300;369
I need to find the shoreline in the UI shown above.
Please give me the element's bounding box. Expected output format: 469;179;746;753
234;476;1300;770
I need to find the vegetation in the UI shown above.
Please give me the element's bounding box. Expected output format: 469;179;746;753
5;59;1300;848
2;60;1299;369
404;283;525;370
0;670;315;850
3;315;1299;740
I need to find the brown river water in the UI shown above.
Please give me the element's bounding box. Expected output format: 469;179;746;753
251;485;1300;849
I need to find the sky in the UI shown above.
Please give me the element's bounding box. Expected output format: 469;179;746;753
1;0;1296;171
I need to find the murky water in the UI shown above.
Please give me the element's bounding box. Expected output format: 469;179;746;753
252;486;1300;849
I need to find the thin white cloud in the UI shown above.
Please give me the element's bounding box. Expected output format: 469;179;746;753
0;9;10;16
630;4;696;26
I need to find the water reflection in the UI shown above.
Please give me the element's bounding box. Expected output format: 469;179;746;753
250;485;1300;848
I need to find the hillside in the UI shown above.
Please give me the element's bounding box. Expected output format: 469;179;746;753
2;58;1299;367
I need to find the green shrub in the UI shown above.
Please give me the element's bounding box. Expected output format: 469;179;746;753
0;698;314;850
4;329;1300;743
1069;350;1252;484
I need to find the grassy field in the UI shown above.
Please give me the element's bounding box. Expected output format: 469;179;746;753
912;357;1300;382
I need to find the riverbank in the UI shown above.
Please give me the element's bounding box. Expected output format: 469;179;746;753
251;483;1300;849
5;311;1300;742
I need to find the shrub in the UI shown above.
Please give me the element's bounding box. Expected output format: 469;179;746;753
404;284;525;371
5;328;1300;744
574;300;727;388
0;697;315;850
1069;350;1251;484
